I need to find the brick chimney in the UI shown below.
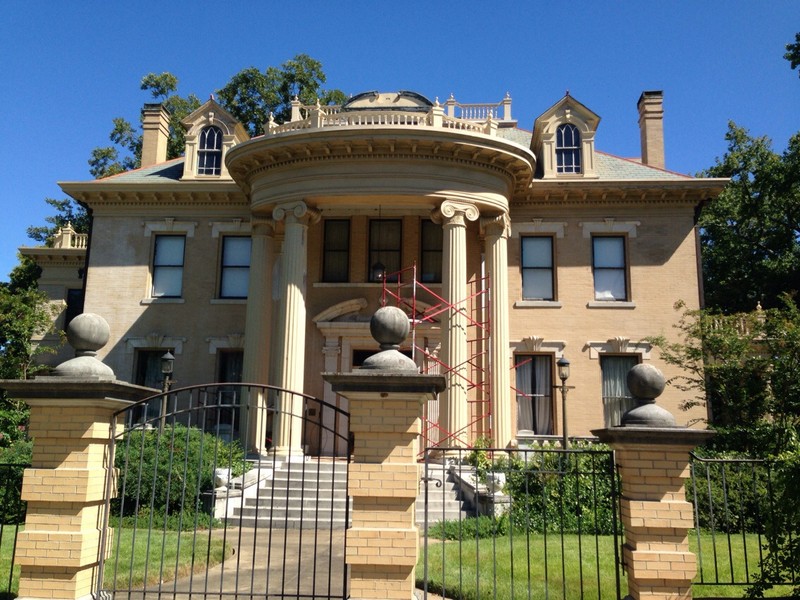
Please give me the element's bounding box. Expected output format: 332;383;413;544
141;103;170;168
637;90;664;169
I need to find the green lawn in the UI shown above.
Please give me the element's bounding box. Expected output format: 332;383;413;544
417;531;796;600
0;526;230;597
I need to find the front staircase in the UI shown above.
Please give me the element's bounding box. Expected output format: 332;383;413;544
230;459;472;530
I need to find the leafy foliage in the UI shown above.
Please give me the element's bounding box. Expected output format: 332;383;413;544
0;462;27;524
785;31;800;78
650;299;800;455
25;197;89;245
216;54;347;136
699;123;800;312
426;514;510;541
114;424;247;527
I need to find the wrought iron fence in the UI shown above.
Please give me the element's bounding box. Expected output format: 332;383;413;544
689;452;798;590
0;462;27;600
98;383;350;600
420;444;623;600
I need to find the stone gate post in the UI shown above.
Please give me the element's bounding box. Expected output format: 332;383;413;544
324;306;445;600
593;363;713;600
1;314;153;600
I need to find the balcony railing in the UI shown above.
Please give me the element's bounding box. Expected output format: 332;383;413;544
52;223;87;249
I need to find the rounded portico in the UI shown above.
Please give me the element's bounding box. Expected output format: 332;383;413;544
226;92;535;455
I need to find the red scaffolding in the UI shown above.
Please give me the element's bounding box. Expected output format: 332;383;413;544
380;264;492;450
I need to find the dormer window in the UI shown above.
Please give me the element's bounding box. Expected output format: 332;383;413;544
556;124;581;174
198;126;223;176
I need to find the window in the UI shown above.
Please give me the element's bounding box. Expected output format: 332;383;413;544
514;355;553;434
420;220;443;283
220;236;251;298
369;219;402;282
152;235;185;298
198;126;223;175
322;220;350;282
601;355;639;426
592;236;627;301
64;288;84;327
132;349;173;424
521;236;554;300
556;123;581;174
213;350;244;441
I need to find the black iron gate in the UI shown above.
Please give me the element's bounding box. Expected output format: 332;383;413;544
419;444;624;600
98;383;350;600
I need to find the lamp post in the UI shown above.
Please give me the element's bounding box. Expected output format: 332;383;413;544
159;351;175;432
557;356;571;449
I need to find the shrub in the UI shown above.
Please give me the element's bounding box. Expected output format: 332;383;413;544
113;424;246;526
426;514;509;541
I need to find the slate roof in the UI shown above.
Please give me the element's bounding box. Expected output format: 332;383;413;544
100;127;692;185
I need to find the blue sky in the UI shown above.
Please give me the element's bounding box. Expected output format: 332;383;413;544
1;1;798;280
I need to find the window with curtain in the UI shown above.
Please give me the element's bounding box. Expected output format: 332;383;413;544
420;220;443;283
369;219;402;282
556;123;581;174
322;219;350;282
521;236;555;300
514;355;553;434
198;126;223;175
152;235;185;298
600;355;639;426
219;236;251;298
592;236;628;301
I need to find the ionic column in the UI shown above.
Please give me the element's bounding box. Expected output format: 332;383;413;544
434;200;479;447
482;213;512;448
272;201;320;457
241;218;275;456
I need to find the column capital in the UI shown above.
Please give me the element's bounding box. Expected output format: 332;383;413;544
251;216;276;236
480;213;511;238
272;200;321;226
433;199;480;227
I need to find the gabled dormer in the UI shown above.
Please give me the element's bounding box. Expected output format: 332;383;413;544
181;97;249;181
531;93;600;179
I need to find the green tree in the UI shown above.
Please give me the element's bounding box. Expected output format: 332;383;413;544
785;31;800;77
698;124;800;312
26;197;90;245
216;54;347;136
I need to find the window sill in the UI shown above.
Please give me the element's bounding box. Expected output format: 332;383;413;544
211;298;247;305
586;301;636;309
141;297;185;305
514;300;562;309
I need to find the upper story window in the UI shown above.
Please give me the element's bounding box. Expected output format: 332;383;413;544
369;219;402;282
219;236;251;298
556;124;581;174
521;236;555;300
592;236;628;301
420;220;443;283
152;235;185;298
198;126;223;175
322;220;350;282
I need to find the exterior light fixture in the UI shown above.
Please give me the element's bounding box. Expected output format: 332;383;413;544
159;351;176;432
556;356;571;449
371;261;386;282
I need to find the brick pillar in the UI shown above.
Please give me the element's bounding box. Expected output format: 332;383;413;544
324;306;445;600
594;363;713;600
2;380;150;600
597;429;712;600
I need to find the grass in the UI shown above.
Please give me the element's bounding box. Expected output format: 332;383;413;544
0;525;231;597
417;530;797;600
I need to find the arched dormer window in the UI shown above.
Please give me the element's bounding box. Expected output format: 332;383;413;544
198;126;223;176
556;124;581;174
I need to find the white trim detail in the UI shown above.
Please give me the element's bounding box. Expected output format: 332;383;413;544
514;300;562;309
143;218;197;237
124;333;186;354
206;334;245;354
210;219;251;238
579;218;639;238
511;220;567;238
585;337;652;360
511;336;566;358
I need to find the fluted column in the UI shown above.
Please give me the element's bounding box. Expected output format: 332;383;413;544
434;200;479;447
482;213;512;448
272;201;320;457
241;218;275;455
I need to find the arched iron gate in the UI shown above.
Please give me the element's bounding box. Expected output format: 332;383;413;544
97;383;351;600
